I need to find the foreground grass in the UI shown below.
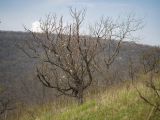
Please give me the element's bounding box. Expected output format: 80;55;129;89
15;81;160;120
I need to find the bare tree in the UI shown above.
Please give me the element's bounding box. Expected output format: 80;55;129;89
19;8;142;104
129;47;160;119
141;47;160;74
0;98;14;115
139;47;160;111
90;14;143;82
0;89;15;120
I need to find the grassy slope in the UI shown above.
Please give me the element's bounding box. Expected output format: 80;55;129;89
16;80;160;120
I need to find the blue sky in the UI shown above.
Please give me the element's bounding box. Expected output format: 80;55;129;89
0;0;159;45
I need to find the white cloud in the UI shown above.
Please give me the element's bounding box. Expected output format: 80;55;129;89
31;21;42;32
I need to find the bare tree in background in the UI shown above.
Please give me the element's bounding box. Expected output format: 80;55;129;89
141;47;160;74
129;47;160;119
90;14;143;83
18;8;142;104
139;47;160;112
0;97;13;115
0;88;15;120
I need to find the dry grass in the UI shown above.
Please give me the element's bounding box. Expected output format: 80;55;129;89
9;76;160;120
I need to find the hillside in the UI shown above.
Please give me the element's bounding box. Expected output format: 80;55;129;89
0;31;156;104
0;31;160;120
14;78;160;120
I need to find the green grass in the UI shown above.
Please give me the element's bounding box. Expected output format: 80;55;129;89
14;80;160;120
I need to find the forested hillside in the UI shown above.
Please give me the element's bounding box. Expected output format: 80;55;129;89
0;31;156;104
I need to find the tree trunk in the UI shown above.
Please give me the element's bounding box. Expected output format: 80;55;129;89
77;86;83;105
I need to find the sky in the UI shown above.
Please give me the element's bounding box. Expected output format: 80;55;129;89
0;0;159;46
